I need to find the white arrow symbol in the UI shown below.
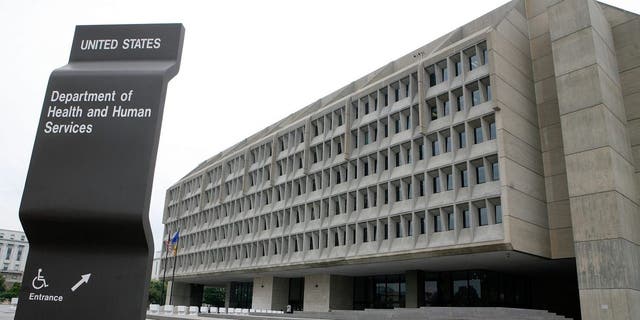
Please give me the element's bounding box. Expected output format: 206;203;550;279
71;274;91;292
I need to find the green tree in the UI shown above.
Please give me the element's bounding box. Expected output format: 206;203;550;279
0;283;20;301
0;274;6;293
148;280;166;305
203;287;225;306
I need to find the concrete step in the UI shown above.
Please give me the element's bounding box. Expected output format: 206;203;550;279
150;307;572;320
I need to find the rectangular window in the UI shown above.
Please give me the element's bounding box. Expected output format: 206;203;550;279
384;223;389;239
433;176;441;193
373;225;377;241
478;207;488;226
492;161;499;181
446;173;453;191
384;189;389;204
455;61;462;76
489;121;496;140
363;227;368;242
406;183;412;199
486;84;492;101
407;220;413;236
442;66;448;81
364;162;369;176
461;169;469;187
419;180;425;196
445;136;452;153
429;73;436;86
384;124;389;137
472;89;481;106
431;106;438;120
474;127;483;144
420;217;425;234
395;185;401;201
418;144;424;160
456;94;464;111
476;165;486;184
395;152;401;167
396;221;402;238
469;54;479;70
463;209;471;228
483;48;488;65
459;131;466;148
443;100;450;116
495;204;502;224
431;140;440;156
395;118;401;134
394;88;400;102
5;245;12;260
434;215;442;232
448;213;455;231
405;115;411;130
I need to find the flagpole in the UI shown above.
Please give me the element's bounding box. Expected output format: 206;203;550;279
169;229;180;305
160;227;171;305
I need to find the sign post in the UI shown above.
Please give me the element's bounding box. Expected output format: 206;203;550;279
16;24;184;320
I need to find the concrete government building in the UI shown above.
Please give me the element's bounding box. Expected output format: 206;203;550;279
160;0;640;319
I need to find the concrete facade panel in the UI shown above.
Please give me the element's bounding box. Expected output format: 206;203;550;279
549;227;574;258
548;0;591;41
579;288;640;320
502;130;544;175
574;238;640;290
547;199;572;229
551;27;598;77
528;12;550;39
530;32;552;60
542;147;566;177
493;77;538;125
508;216;551;257
537;99;561;128
532;53;555;82
540;123;563;152
544;173;569;203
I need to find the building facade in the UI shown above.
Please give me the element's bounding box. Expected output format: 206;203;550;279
160;1;640;319
0;229;29;288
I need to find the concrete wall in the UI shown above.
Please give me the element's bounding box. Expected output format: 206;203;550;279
303;274;354;312
166;281;203;306
525;0;575;259
252;276;289;311
491;5;551;258
304;274;331;312
548;0;640;319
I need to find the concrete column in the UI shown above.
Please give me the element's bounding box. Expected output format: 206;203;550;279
303;274;353;312
166;281;203;307
548;1;640;319
252;276;290;311
405;270;423;308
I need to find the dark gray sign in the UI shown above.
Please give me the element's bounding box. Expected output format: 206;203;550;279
16;24;184;320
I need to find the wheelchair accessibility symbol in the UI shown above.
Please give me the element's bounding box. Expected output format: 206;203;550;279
32;268;49;290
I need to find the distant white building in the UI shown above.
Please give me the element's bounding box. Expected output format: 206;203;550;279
151;250;162;280
0;229;29;287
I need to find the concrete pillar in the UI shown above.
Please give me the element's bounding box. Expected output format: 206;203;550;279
548;1;640;319
303;274;353;312
252;276;290;311
405;270;423;308
166;281;203;306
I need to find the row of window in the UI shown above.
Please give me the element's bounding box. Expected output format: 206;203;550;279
426;41;488;88
169;154;499;242
0;243;25;261
166;198;502;265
